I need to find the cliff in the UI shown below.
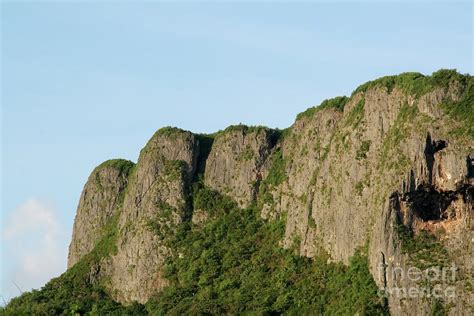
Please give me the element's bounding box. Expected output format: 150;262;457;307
4;69;473;315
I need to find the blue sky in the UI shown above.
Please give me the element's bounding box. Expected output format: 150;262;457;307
1;1;472;302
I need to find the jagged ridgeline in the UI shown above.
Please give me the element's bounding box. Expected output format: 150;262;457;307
3;70;473;315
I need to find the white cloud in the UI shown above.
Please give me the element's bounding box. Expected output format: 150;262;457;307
1;198;68;303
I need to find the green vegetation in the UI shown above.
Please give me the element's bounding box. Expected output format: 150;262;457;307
378;103;418;171
296;96;348;120
396;225;449;270
355;181;365;196
430;298;448;316
11;69;472;314
319;96;349;111
93;160;135;192
1;157;138;315
95;159;135;175
1;210;126;315
146;187;388;315
216;124;269;137
163;159;187;181
94;172;104;191
265;148;287;187
353;69;469;98
155;126;189;139
142;127;192;153
345;97;365;128
192;184;237;217
356;140;371;160
1;274;143;315
146;200;179;241
440;76;474;138
3;184;387;315
237;145;255;162
256;148;287;207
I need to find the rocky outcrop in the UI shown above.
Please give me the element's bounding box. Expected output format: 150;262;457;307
107;127;199;304
67;129;199;304
268;84;470;262
259;73;474;314
67;70;473;314
370;184;473;315
204;126;277;208
68;159;134;267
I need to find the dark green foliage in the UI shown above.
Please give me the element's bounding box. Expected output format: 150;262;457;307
2;284;124;316
141;127;194;155
273;127;292;143
256;148;287;206
5;174;385;316
2;158;138;315
216;124;269;137
94;171;104;191
316;96;349;112
378;103;418;170
96;159;135;176
92;159;135;191
356;140;371;160
146;200;178;241
93;160;135;192
192;185;237;217
345;97;365;128
296;96;348;120
353;69;469;98
440;76;474;138
145;187;387;315
155;126;187;138
265;148;287;187
237;145;255;161
155;200;176;218
430;298;448;316
397;225;449;270
355;181;365;196
163;159;187;181
2;210;124;315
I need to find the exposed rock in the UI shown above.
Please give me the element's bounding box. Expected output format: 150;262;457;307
191;208;209;226
369;186;473;315
258;73;473;314
68;159;134;267
204;125;277;208
67;70;473;314
108;127;198;304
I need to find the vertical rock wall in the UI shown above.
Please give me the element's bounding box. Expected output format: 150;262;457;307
68;71;473;314
108;128;198;304
68;159;134;267
204;126;276;208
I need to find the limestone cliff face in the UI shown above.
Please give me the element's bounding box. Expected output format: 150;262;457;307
108;128;198;304
266;84;470;262
204;126;276;208
68;70;473;314
68;159;134;267
261;76;473;314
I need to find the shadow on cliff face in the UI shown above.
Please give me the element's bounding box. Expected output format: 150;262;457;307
403;186;456;221
395;133;472;230
467;154;474;179
424;133;448;185
395;184;473;235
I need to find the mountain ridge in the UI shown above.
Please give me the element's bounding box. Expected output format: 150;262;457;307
3;69;473;315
